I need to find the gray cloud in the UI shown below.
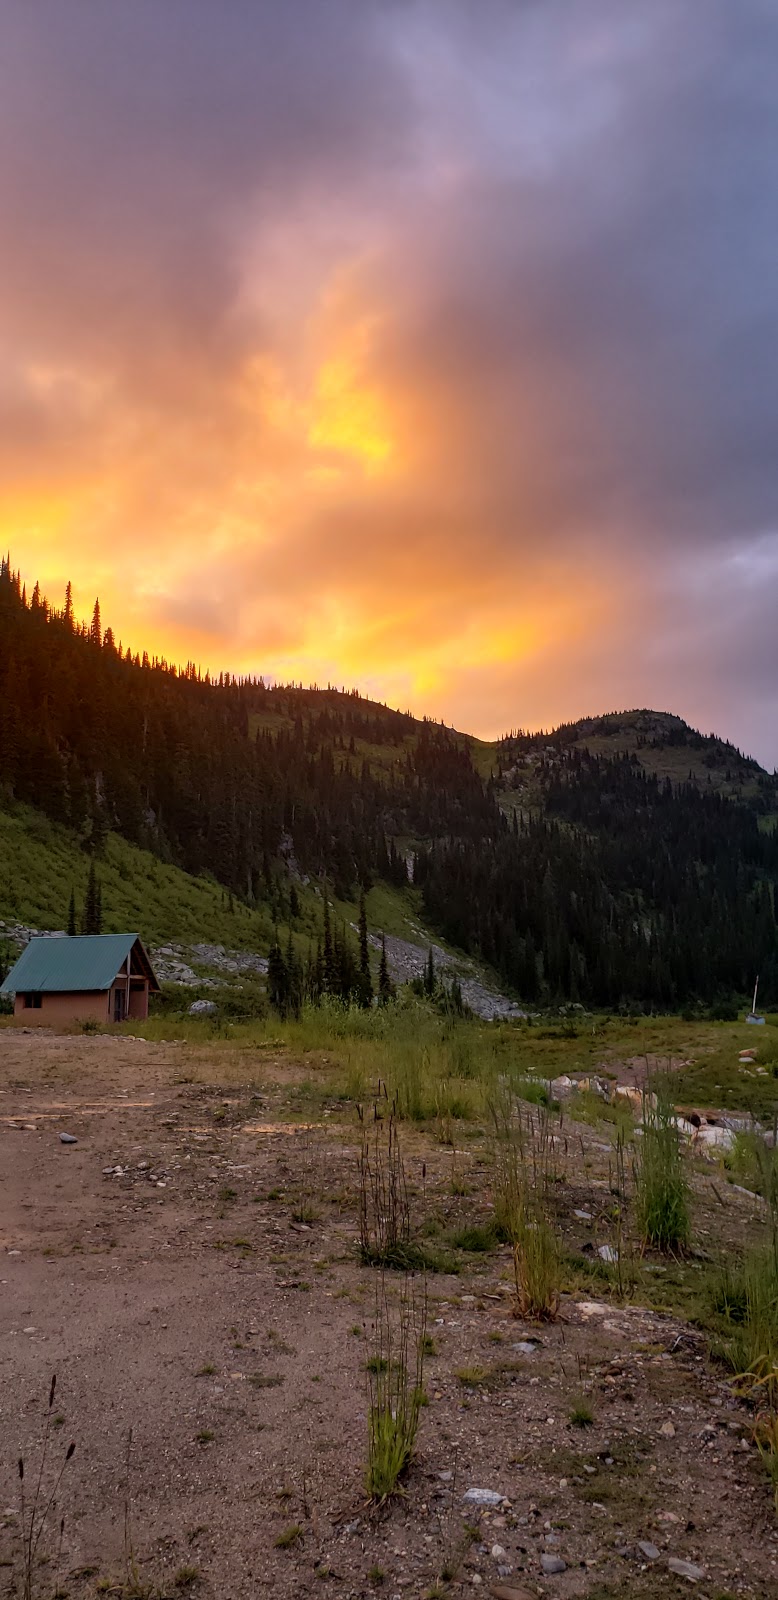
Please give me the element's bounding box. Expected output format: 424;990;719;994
2;1;778;761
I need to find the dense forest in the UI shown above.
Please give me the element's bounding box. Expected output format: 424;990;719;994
1;559;777;1009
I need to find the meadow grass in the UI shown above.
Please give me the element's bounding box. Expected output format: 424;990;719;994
635;1077;690;1253
365;1271;427;1501
0;802;274;950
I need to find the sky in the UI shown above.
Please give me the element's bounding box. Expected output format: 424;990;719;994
2;1;778;768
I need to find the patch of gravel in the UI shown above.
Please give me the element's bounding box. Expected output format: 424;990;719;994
368;930;525;1021
151;942;268;987
0;920;67;947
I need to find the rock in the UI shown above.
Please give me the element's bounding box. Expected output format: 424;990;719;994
464;1488;504;1506
438;1470;453;1482
540;1555;566;1574
188;998;217;1016
59;1133;78;1144
638;1542;660;1560
512;1341;539;1356
489;1587;535;1600
597;1244;618;1263
490;1545;506;1559
659;1420;676;1438
667;1558;704;1581
573;1209;592;1221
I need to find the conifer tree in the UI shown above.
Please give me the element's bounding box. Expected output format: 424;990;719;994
424;946;435;998
89;800;108;855
357;889;373;1007
267;931;289;1015
322;890;336;993
67;888;77;937
82;862;103;934
378;934;393;1005
90;598;101;647
285;928;301;1020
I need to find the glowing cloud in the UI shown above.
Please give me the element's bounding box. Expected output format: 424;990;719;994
2;2;778;764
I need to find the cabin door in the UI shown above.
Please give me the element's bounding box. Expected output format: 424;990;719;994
113;987;126;1023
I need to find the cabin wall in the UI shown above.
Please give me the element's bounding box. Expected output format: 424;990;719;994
13;991;110;1026
128;980;149;1020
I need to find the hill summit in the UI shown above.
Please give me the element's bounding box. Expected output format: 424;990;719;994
1;560;777;1010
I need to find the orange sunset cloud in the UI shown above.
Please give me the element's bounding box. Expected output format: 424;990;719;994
2;2;778;762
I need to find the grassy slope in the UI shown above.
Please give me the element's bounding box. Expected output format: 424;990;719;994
0;803;274;949
3;695;774;978
0;802;440;969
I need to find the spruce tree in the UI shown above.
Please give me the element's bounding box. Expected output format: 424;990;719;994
90;598;101;647
322;891;335;993
267;932;289;1015
82;862;103;934
67;888;77;936
89;801;108;855
357;889;373;1007
285;928;301;1020
378;934;393;1005
424;946;435;998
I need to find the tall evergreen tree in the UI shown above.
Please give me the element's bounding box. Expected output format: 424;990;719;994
378;934;393;1005
424;946;436;997
67;887;77;937
82;861;103;934
357;889;373;1007
90;598;102;647
267;931;289;1015
285;928;301;1020
322;890;336;994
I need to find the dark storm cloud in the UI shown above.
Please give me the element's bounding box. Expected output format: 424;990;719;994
369;0;778;551
2;1;777;763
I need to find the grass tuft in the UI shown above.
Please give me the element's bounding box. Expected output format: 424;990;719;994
274;1525;302;1550
635;1075;690;1254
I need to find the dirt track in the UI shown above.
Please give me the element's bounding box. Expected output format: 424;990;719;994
1;1031;777;1599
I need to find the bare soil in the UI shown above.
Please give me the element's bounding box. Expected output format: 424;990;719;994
1;1031;777;1599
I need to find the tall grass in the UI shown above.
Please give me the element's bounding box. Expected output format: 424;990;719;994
713;1132;778;1506
488;1076;561;1320
358;1097;413;1269
365;1270;427;1501
635;1076;690;1253
17;1375;75;1600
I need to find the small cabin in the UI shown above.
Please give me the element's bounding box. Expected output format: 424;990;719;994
0;934;160;1026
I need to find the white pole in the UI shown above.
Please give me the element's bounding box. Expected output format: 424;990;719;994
752;975;759;1016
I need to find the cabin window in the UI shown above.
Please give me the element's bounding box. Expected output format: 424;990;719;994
22;993;42;1009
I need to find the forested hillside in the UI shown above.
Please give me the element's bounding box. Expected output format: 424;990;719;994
1;559;777;1009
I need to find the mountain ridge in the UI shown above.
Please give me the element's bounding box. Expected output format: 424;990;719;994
2;560;777;1010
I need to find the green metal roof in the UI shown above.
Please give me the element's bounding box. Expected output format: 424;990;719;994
1;934;158;994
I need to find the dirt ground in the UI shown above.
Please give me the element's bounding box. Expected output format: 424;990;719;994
1;1030;778;1600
